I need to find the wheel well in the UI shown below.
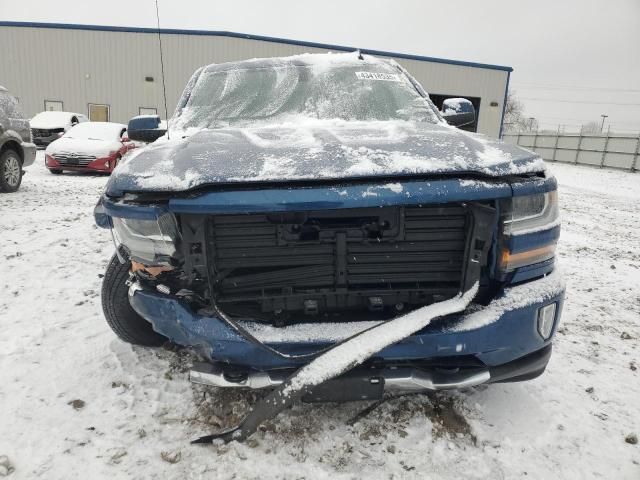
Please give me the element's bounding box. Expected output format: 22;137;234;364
0;141;23;164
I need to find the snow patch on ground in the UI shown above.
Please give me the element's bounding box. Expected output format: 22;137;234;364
0;156;638;479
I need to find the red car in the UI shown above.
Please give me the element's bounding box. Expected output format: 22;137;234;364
44;122;135;174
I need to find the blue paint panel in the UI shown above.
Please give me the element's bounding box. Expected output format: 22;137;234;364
129;286;564;370
508;225;560;253
169;179;513;215
0;21;513;72
506;258;555;284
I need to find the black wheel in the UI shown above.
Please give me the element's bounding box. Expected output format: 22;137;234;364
101;253;168;346
0;149;22;192
48;169;63;175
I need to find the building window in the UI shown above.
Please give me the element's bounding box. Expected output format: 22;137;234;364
88;103;110;122
429;94;481;132
44;100;64;111
139;107;157;116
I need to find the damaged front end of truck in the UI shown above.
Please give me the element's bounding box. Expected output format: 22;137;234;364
95;172;564;379
94;52;565;442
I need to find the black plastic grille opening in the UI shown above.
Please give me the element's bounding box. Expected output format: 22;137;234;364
207;205;469;321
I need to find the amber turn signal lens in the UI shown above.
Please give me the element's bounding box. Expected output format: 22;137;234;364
500;244;556;272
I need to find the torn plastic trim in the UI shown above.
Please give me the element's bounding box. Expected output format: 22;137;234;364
192;285;478;444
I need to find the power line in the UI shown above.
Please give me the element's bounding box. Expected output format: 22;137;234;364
533;115;640;126
532;114;604;122
511;82;640;94
519;97;640;106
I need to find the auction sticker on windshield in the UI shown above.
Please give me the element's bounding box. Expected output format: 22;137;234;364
355;71;401;81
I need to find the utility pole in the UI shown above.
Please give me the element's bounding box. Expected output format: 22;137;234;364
600;114;608;132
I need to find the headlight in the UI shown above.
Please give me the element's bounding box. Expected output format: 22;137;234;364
503;191;559;236
500;191;559;272
111;213;180;265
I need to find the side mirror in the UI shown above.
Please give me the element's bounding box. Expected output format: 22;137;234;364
441;98;475;127
127;115;167;143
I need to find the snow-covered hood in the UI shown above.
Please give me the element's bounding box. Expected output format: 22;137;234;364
45;137;121;158
30;112;75;129
106;120;544;196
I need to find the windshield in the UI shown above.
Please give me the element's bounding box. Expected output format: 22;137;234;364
64;122;124;141
174;59;440;130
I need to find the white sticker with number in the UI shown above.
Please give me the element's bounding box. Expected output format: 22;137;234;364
355;71;401;82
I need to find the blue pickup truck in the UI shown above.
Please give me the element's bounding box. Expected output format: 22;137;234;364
95;52;564;411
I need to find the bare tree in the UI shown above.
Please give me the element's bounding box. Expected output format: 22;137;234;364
581;121;600;134
503;91;537;132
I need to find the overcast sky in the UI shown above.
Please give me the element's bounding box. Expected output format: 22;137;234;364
3;0;640;132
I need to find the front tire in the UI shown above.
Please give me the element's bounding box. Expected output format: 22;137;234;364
48;169;63;175
101;254;168;346
0;149;23;192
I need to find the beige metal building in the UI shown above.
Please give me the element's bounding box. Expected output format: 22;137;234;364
0;22;512;137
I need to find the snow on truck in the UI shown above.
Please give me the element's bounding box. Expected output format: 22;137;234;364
94;52;565;442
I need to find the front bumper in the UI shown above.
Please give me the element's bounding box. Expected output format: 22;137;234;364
45;153;116;173
21;142;37;167
188;344;552;401
129;270;565;378
33;135;59;147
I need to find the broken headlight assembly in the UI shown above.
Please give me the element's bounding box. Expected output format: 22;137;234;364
111;213;181;266
499;190;559;272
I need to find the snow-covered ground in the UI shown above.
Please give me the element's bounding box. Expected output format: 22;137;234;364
0;155;638;479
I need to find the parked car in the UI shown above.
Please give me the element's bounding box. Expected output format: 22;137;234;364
45;122;134;174
95;53;564;421
30;111;88;147
0;86;36;192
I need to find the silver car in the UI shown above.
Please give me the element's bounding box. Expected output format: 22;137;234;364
0;86;36;192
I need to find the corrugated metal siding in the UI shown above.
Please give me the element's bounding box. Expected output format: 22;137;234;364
1;26;508;136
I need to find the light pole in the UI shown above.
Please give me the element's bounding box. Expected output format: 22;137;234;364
600;114;608;132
